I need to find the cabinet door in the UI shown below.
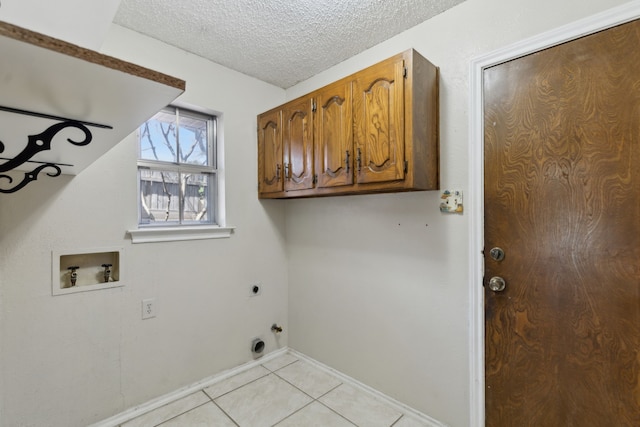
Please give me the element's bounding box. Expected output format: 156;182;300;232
282;97;314;191
257;109;283;194
353;56;405;184
315;80;353;188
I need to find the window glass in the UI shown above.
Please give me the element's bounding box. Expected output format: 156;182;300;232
137;106;217;226
139;110;177;163
178;112;209;166
139;170;180;224
182;172;213;223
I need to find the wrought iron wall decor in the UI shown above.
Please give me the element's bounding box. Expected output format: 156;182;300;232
0;105;112;193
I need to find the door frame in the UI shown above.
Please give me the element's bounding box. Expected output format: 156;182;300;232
467;2;640;426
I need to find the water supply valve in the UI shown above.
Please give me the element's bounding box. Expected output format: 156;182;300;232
67;266;79;287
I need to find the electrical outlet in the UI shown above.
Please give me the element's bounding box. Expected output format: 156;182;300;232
142;298;156;319
250;283;262;296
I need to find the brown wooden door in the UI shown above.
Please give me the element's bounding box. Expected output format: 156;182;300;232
315;80;353;188
353;55;405;184
282;96;314;191
484;20;640;426
257;109;282;194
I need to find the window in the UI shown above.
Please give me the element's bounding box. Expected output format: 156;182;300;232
137;106;217;226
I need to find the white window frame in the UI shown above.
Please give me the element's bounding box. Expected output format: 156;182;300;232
128;103;234;243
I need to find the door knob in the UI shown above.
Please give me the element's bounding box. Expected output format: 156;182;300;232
488;276;506;292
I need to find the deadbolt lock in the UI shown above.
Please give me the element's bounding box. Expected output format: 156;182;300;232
489;247;505;262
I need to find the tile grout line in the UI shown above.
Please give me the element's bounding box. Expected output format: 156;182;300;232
262;358;299;373
314;383;360;427
288;349;447;427
270;360;336;401
269;365;359;426
198;356;307;427
266;356;412;427
267;361;324;426
265;359;358;426
212;400;241;427
201;386;241;427
202;370;271;401
268;400;315;427
152;401;211;427
206;357;312;427
314;399;359;426
268;381;359;427
389;414;405;426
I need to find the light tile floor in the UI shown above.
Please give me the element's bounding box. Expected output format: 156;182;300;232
120;352;434;427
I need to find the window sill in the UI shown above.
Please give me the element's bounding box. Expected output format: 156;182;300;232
128;225;235;244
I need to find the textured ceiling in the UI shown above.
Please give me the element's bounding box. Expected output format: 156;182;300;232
113;0;465;88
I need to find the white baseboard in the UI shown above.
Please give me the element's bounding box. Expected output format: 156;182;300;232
90;347;446;427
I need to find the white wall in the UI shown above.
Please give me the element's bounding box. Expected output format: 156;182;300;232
284;0;630;426
0;26;287;426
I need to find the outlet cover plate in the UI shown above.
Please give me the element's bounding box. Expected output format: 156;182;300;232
440;190;463;213
142;298;156;319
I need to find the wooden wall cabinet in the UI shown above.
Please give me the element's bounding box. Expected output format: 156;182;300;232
258;49;438;199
